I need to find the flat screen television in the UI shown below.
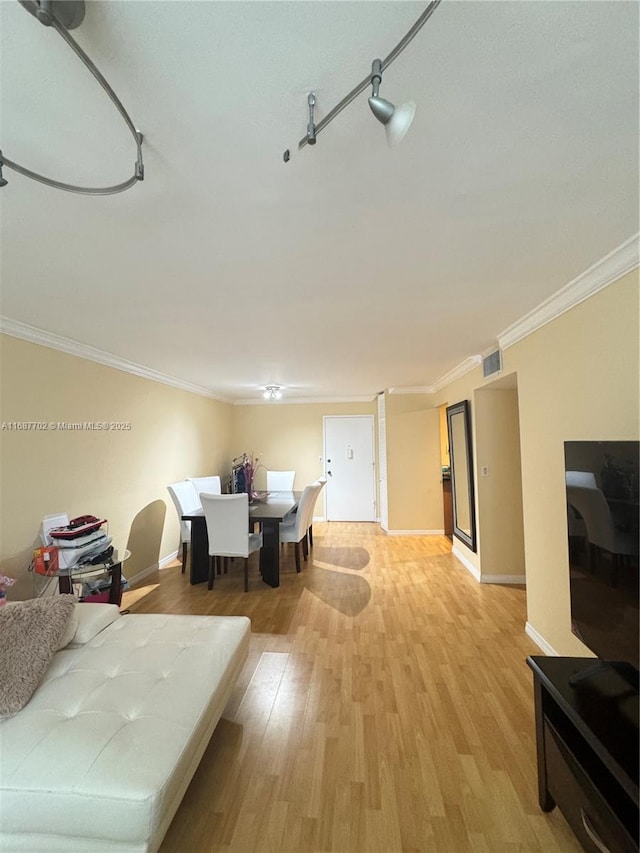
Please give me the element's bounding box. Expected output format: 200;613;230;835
564;441;639;683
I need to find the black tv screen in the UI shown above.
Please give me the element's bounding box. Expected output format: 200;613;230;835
565;441;639;674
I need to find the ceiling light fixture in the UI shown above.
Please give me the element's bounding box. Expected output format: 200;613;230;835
282;0;441;162
0;0;144;195
263;386;283;400
368;59;416;146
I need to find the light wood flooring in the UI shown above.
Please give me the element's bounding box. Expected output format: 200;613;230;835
123;523;580;853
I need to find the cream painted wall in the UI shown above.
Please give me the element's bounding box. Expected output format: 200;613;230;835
385;393;443;532
434;270;639;654
502;271;639;655
474;387;525;579
230;400;376;516
0;334;233;598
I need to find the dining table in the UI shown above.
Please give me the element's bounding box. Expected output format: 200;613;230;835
182;491;301;588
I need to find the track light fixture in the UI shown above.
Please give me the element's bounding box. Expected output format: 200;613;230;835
283;0;440;162
263;386;283;400
368;59;417;147
1;0;144;195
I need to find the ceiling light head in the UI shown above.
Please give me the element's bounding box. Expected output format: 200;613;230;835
263;385;283;400
18;0;85;30
379;99;417;147
368;59;416;147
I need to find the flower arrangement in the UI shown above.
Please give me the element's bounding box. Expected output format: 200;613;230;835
235;452;263;497
0;572;16;607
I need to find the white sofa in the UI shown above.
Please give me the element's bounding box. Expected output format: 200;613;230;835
0;604;250;853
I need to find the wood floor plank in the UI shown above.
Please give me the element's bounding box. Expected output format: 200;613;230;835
123;522;582;852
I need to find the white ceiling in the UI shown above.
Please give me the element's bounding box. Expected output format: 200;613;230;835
1;1;638;403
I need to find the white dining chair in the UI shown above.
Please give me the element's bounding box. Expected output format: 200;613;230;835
307;477;326;547
266;470;296;491
200;493;262;592
279;483;322;573
167;481;201;574
187;476;222;505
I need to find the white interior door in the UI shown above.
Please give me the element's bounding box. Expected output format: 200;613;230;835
323;416;376;521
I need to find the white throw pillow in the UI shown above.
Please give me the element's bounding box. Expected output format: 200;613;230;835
69;603;121;645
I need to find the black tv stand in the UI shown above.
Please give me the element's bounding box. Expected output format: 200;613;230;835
568;660;640;693
527;656;638;853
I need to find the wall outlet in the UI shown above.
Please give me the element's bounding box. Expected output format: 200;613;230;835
481;465;489;477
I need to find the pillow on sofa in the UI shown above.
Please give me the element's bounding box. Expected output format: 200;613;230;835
56;600;80;650
0;595;77;716
69;602;121;645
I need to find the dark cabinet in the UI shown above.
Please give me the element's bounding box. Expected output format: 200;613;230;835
527;656;638;853
442;477;453;538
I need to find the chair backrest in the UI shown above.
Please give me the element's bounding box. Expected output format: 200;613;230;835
566;485;617;552
294;483;324;538
306;479;326;527
188;476;222;505
200;493;250;558
566;470;597;488
167;481;201;542
266;470;296;491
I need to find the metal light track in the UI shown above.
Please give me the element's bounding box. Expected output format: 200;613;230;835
284;0;441;160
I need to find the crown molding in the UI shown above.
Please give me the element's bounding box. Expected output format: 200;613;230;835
481;342;500;359
432;355;483;392
233;394;376;406
388;385;435;395
499;233;639;350
0;317;232;403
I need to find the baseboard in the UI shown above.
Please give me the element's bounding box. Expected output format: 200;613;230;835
480;574;527;584
126;549;179;587
452;545;481;581
159;550;180;569
525;622;559;656
385;529;445;536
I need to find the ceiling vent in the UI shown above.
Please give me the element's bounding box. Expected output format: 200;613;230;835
482;349;502;378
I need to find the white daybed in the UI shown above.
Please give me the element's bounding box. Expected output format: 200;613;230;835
0;602;250;852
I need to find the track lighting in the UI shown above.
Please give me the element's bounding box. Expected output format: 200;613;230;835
368;59;416;147
283;0;440;161
1;0;144;195
306;93;317;145
263;386;283;400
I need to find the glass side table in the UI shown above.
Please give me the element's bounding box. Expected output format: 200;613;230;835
57;548;131;605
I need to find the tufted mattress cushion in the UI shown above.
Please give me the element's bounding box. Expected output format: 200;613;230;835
0;613;250;853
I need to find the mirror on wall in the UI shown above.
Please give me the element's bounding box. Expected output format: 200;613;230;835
446;399;477;552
